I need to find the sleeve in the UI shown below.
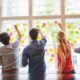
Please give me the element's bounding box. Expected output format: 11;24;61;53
12;40;20;48
22;48;29;67
75;48;80;53
39;36;47;47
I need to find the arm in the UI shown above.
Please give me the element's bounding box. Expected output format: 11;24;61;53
39;29;44;37
54;21;64;30
38;29;47;46
14;25;22;41
74;47;80;53
22;48;29;67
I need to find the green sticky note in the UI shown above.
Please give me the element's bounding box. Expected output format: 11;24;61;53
7;28;10;32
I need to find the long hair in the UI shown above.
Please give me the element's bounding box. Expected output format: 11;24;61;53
57;31;70;56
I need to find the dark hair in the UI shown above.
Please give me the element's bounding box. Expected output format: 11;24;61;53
29;28;39;40
0;32;10;45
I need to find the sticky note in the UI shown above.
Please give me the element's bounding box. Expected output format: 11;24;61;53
49;58;54;62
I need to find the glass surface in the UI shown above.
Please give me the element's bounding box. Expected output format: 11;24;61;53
33;20;61;45
33;20;61;73
66;19;80;45
2;20;29;46
2;0;29;17
65;0;80;14
33;0;61;16
66;19;80;67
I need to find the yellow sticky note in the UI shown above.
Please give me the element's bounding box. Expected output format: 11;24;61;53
67;24;72;29
73;39;77;44
10;38;14;42
37;36;41;40
49;58;54;62
15;24;20;26
49;48;54;53
20;40;25;45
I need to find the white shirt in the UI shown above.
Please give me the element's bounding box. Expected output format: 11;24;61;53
0;40;19;70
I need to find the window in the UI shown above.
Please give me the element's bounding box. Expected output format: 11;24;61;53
33;20;61;45
1;0;80;73
2;20;29;45
2;0;29;17
65;0;80;14
66;19;80;68
66;19;80;45
33;0;61;16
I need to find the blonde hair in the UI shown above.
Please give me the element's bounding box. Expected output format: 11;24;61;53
57;31;65;40
57;31;70;56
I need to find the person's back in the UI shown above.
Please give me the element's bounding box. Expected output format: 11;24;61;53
25;38;46;74
63;51;74;73
58;42;74;73
0;41;19;71
22;28;46;80
0;25;21;78
57;31;75;80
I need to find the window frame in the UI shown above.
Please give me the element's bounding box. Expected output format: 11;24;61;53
1;0;80;67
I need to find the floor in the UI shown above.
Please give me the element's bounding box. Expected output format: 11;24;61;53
0;73;80;80
0;67;80;80
0;61;80;80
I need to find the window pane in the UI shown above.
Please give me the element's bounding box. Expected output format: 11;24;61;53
2;20;29;46
33;0;61;16
33;20;61;73
2;0;29;17
66;19;80;70
65;0;80;14
66;19;80;45
33;20;61;45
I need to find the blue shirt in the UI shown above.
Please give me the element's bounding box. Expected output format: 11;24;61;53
22;37;47;74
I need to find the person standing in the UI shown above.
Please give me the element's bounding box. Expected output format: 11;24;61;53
0;25;21;80
22;28;47;80
56;31;75;80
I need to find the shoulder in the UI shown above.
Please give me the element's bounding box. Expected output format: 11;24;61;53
12;40;20;45
23;46;30;52
0;46;12;55
24;46;28;50
0;46;5;52
11;40;20;48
